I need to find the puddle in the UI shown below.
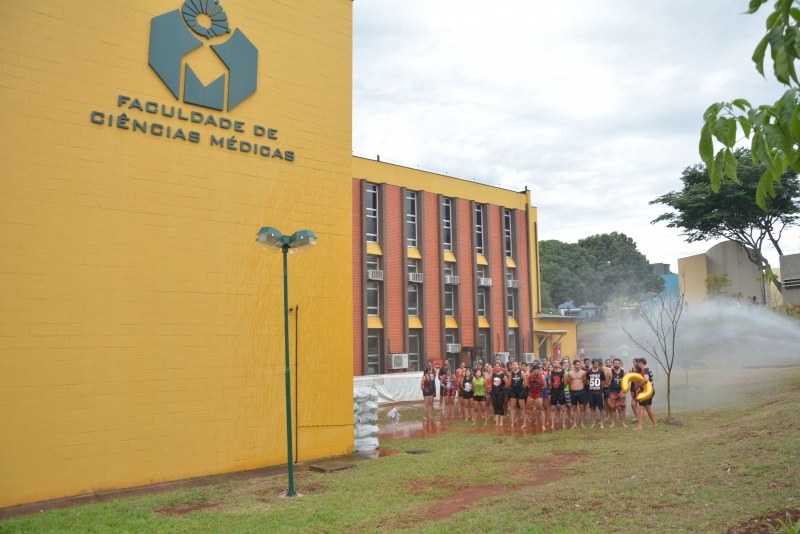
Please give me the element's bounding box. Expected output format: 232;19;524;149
353;449;398;460
379;417;558;440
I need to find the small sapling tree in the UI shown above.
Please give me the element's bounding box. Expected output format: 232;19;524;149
621;277;686;422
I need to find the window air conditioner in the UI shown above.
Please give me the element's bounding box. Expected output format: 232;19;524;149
389;353;409;370
522;353;537;364
477;277;492;287
443;275;460;285
445;344;461;353
367;269;384;281
408;272;424;283
506;279;520;288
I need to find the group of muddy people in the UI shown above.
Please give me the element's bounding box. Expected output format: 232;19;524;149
420;356;658;431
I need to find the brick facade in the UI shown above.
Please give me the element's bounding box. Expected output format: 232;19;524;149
423;192;442;361
489;204;506;353
457;199;475;347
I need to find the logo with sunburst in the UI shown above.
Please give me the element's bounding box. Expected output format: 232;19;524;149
148;0;258;111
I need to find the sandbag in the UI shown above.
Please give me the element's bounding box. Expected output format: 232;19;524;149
355;412;379;424
354;437;379;452
354;424;379;439
360;400;378;413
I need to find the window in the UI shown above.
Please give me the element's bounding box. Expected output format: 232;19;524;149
442;198;452;252
406;191;417;247
507;288;515;317
445;328;458;344
444;286;455;316
408;284;419;316
475;204;484;255
478;330;489;361
366;184;379;243
507;268;516;284
408;331;421;372
477;288;486;317
367;255;380;271
444;263;455;277
367;281;380;315
367;331;381;375
444;329;458;368
408;259;419;274
504;209;513;258
477;264;488;279
507;328;517;359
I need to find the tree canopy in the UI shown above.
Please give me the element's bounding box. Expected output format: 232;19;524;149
651;148;799;292
539;232;653;309
701;0;800;210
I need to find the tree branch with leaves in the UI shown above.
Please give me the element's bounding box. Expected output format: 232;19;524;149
701;0;800;210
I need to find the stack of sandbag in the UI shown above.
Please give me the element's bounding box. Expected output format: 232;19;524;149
353;387;379;451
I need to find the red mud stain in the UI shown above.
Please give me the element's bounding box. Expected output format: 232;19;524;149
421;486;510;521
727;507;800;534
155;502;221;515
419;454;582;521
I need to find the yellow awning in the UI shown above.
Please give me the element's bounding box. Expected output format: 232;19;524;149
445;317;458;329
443;251;457;263
407;247;422;259
506;257;517;268
366;242;383;256
367;316;384;329
476;254;488;266
478;317;491;328
408;316;423;329
508;317;519;328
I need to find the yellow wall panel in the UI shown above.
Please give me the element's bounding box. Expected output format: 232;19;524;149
0;0;354;507
677;254;709;308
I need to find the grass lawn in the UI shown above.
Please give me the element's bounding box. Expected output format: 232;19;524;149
1;368;799;533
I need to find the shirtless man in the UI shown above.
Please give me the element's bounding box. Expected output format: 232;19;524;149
568;360;588;429
608;358;627;428
634;358;657;430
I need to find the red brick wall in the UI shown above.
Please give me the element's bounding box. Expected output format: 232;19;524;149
385;185;404;355
423;192;441;360
352;179;363;375
516;209;531;353
457;199;474;347
489;204;505;352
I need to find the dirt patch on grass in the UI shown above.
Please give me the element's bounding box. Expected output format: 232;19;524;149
420;486;510;521
155;502;222;515
418;453;582;522
727;507;800;533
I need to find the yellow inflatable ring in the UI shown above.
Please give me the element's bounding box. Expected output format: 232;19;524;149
636;380;654;402
620;372;643;393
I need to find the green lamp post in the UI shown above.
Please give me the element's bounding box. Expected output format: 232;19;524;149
256;227;317;497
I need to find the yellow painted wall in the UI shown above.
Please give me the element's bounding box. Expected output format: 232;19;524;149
0;0;353;507
535;317;579;359
678;254;709;308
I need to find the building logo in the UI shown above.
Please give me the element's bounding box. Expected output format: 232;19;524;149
149;0;258;112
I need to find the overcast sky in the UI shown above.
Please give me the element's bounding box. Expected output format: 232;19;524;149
352;1;799;273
